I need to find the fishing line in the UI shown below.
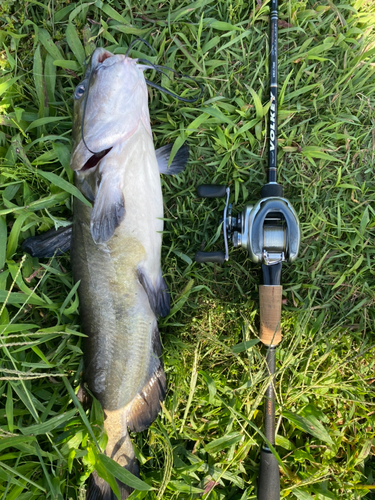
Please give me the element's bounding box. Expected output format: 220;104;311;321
80;64;99;156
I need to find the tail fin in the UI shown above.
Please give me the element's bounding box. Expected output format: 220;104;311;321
86;410;139;500
86;470;136;500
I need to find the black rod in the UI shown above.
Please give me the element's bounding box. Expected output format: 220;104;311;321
258;2;281;499
268;0;278;184
258;265;281;500
264;346;276;445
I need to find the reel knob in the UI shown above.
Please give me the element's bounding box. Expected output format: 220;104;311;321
194;251;226;264
195;184;230;263
197;184;227;198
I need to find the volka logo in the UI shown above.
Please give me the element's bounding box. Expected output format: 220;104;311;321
270;97;276;152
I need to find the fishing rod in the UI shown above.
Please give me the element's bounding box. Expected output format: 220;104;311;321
195;1;300;498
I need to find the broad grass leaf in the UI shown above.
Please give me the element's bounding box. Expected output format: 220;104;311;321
168;481;204;494
86;445;121;500
20;408;77;436
174;38;204;72
199;370;216;404
186;112;209;135
170;0;215;22
0;461;46;493
171;249;192;265
0;436;36;453
59;280;80;317
0;77;21;97
7;260;40;297
98;454;153;491
68;3;94;22
54;4;76;22
38;28;64;61
284;83;319;102
197;107;234;125
232;339;259;353
217;29;251;52
6;212;30;259
6;383;14;432
33;45;45;116
283;410;334;446
169;279;194;317
275;435;295;450
293;488;316;500
62;377;100;450
45;54;57;105
111;25;151;36
66;23;86;65
0;291;47;306
301;147;342;163
207;20;241;31
249;87;264;119
204;432;242;453
95;1;129;23
202;35;220;53
37;170;91;208
0;216;7;269
53;60;80;71
9;382;39;422
360;206;369;236
26;116;69;132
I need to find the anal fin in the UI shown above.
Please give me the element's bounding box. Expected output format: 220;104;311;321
128;326;166;433
137;268;170;318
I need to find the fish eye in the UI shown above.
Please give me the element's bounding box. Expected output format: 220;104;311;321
74;84;86;100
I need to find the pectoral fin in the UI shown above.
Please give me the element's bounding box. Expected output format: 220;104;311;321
90;177;125;244
156;142;189;175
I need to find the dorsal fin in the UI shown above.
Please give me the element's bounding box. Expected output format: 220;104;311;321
156;143;189;175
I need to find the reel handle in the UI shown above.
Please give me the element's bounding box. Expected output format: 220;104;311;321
195;185;230;264
197;184;227;198
195;251;226;264
259;285;282;346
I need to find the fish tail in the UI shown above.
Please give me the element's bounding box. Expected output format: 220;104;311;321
86;409;139;500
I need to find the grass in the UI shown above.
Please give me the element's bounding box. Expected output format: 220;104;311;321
0;0;375;499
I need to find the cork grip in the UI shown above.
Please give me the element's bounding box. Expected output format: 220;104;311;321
259;285;283;345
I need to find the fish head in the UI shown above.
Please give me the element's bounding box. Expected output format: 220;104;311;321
71;48;152;172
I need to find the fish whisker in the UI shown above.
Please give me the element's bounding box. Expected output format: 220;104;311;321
145;76;203;103
126;37;155;57
137;58;172;80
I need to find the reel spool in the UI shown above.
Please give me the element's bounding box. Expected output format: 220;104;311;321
195;184;300;268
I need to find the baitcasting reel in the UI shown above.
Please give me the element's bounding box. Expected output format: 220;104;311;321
195;184;300;267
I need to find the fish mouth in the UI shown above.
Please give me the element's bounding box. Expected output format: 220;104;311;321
81;148;112;171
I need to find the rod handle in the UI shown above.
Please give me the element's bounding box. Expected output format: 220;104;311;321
259;285;282;345
195;251;225;264
257;448;280;500
197;184;227;198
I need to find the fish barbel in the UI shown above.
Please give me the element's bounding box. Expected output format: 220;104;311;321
70;47;176;499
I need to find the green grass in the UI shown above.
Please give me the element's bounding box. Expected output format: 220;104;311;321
1;0;375;499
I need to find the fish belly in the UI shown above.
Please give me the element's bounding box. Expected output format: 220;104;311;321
71;125;166;424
